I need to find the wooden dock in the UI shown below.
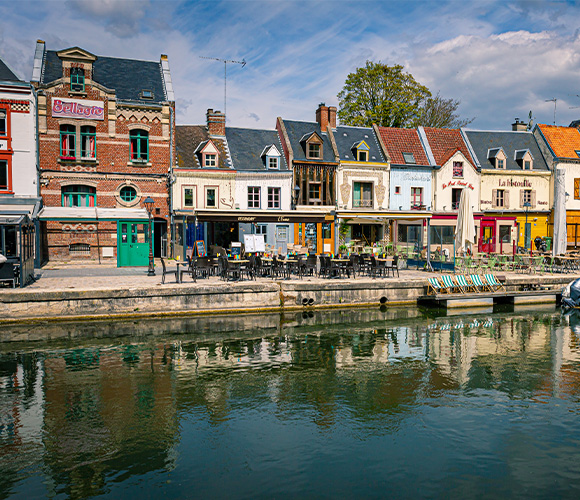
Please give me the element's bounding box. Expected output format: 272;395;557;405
418;288;560;309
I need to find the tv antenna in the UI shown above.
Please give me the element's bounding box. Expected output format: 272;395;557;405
545;98;557;125
200;56;246;118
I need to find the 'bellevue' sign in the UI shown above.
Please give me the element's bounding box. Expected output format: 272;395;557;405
52;98;104;121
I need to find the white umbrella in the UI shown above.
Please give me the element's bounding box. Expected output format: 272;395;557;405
553;167;567;256
454;189;476;254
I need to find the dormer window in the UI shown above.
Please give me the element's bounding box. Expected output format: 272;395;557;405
261;145;281;170
140;90;154;100
358;150;368;161
352;140;370;162
497;159;504;169
488;147;506;169
402;152;415;164
524;160;531;170
205;154;217;167
308;143;321;159
515;149;533;170
196;140;220;168
268;157;279;169
70;67;85;92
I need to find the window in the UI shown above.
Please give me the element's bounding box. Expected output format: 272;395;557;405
184;187;194;207
70;67;84;92
268;187;280;208
452;188;462;210
140;90;154;100
308;143;321;159
403;152;415;164
394;186;401;195
575;178;580;200
204;154;217;167
453;161;463;177
268;157;279;169
494;189;505;208
411;187;423;208
62;185;96;207
206;188;216;208
497;158;505;169
353;182;373;208
430;226;454;245
499;225;511;243
358;150;368;162
248;186;261;208
81;126;96;159
60;125;76;159
575;150;580;159
0;109;6;136
523;189;532;206
130;129;148;162
0;160;8;191
255;224;267;235
119;186;137;202
308;183;321;204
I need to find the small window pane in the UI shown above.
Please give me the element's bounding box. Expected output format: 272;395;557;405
0;160;8;190
120;186;137;202
206;188;216;207
0;110;6;136
184;188;194;207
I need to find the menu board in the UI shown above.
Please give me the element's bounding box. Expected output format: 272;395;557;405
243;234;265;253
195;240;207;257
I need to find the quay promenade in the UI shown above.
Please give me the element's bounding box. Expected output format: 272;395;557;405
0;259;576;324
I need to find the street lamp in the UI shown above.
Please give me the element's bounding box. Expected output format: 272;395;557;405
523;201;531;254
291;184;300;210
144;196;155;276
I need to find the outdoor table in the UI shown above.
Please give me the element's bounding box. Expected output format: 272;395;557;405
330;258;351;278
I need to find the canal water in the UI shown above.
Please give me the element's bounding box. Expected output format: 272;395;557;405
1;305;580;499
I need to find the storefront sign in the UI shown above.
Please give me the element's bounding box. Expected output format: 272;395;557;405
442;180;474;190
498;178;531;187
52;97;105;121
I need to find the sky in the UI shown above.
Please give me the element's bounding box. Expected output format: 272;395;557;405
2;0;580;131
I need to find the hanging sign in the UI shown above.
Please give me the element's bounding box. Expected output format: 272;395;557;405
52;97;105;120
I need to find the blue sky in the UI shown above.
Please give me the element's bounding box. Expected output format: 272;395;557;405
2;0;580;131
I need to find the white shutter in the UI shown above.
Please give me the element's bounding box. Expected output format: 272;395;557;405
492;189;497;208
504;191;510;209
531;190;536;209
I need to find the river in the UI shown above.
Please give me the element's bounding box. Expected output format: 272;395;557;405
1;305;580;499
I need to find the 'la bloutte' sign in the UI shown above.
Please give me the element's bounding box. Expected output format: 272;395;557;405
52;97;104;121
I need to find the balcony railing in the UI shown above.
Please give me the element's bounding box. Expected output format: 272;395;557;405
353;199;373;208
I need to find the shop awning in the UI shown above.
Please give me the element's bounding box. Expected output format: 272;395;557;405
177;209;335;223
337;210;433;222
38;207;150;222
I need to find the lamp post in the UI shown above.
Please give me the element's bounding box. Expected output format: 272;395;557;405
291;184;300;210
144;196;155;276
523;201;531;255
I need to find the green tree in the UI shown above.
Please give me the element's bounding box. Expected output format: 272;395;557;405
337;61;473;129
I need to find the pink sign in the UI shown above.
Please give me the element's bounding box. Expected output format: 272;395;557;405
52;97;104;121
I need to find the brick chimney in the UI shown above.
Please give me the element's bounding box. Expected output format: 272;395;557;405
512;118;527;131
316;103;337;130
207;108;225;136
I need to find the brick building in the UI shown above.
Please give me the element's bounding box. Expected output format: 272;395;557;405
32;41;175;265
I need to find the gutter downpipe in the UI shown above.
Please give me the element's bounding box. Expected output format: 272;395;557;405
33;84;42;268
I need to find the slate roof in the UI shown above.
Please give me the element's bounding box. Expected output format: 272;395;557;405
334;125;386;163
377;127;429;166
536;124;580;159
463;130;549;171
176;125;230;170
226;127;289;172
422;127;474;166
281;119;337;163
42;50;166;104
0;57;20;82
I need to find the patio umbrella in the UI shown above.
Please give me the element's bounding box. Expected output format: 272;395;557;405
454;189;476;254
553;167;567;256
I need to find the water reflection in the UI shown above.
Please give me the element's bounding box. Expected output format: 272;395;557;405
2;305;580;498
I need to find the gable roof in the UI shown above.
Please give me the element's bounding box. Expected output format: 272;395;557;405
226;127;289;172
463;130;549;171
176;125;230;170
41;49;168;104
0;57;21;82
280;119;337;163
377;127;429;166
334;125;386;163
536;124;580;159
422;127;475;166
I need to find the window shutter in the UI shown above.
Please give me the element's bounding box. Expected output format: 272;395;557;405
531;190;536;209
520;190;524;208
492;189;497;208
504;191;510;209
575;178;580;199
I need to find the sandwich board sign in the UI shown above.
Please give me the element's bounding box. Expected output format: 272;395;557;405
243;234;265;253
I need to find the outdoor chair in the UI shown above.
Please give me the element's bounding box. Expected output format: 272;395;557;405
180;256;198;282
455;274;475;293
369;256;383;278
470;273;492;292
196;256;212;279
160;257;179;284
440;274;462;293
385;255;399;278
272;256;289;279
427;277;446;295
483;274;506;292
319;255;332;278
303;254;318;277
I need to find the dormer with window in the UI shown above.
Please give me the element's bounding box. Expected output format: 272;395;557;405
56;47;97;96
70;67;84;92
515;149;533;170
300;132;323;160
351;140;370;162
195;140;220;168
488;147;507;169
261;144;281;170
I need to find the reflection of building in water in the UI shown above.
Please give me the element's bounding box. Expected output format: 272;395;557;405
0;353;44;493
41;344;178;498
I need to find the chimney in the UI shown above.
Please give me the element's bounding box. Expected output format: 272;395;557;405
328;106;337;129
512;118;527;131
207;108;225;136
316;103;329;130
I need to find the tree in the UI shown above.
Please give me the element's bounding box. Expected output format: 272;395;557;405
414;93;474;128
337;61;473;129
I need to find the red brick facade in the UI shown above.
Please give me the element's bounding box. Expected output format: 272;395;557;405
33;47;174;262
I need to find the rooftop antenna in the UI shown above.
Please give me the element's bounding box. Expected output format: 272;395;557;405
527;110;534;131
545;98;557;125
200;56;246;119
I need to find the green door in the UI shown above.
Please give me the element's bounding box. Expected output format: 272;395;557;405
117;220;151;267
